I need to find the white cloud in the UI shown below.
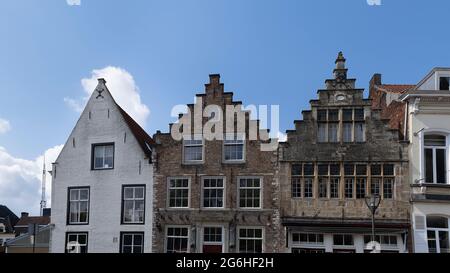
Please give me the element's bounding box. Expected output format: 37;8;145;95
277;131;287;142
0;118;11;134
64;66;150;127
66;0;81;6
0;145;63;216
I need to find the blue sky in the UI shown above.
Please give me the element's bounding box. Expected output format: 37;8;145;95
1;0;449;215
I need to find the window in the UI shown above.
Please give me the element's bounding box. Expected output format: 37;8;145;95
364;235;398;246
203;227;223;253
427;216;450;253
333;234;354;246
440;77;450;90
292;248;325;253
223;135;245;162
65;232;88;253
238;228;263;253
238;178;262;209
343;109;365;143
120;233;144;253
92;143;114;170
166;227;189;253
356;178;366;199
345;178;354;198
330;178;340;199
202;177;224;208
319;178;328;198
168;178;189;208
292;233;324;245
183;139;203;163
383;164;395;199
68;187;89;225
122;185;145;224
424;134;447;184
317;109;339;143
371;178;381;196
304;178;313;198
291;163;315;199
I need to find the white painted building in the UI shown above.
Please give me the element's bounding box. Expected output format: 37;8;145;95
50;79;154;253
401;68;450;253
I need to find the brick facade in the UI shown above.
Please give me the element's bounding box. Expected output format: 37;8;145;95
152;75;282;253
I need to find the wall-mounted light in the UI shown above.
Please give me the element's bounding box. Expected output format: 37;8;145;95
413;128;425;137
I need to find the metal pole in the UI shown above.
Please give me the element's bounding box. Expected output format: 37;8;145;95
371;210;375;244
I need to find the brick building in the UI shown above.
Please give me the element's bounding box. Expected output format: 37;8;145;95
152;74;282;253
278;53;411;253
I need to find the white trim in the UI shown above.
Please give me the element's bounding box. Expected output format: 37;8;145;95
201;176;226;209
164;225;191;253
167;177;191;209
419;130;450;184
237;176;263;210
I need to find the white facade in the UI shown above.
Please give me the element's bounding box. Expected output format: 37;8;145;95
403;68;450;253
50;79;154;253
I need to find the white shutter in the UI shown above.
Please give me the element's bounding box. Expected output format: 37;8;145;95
413;215;429;253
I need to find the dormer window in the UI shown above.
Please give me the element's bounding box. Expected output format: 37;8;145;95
439;77;450;91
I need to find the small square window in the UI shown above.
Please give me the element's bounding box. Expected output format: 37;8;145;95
317;110;327;121
439;77;450;90
330;164;340;175
343;109;353;121
92;144;114;170
304;164;315;176
383;164;394;176
354;109;365;121
318;164;329;176
291;164;302;176
328;110;339;121
356;165;367;176
344;164;354;176
371;165;382;176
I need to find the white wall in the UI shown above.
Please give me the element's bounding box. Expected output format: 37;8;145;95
50;84;153;253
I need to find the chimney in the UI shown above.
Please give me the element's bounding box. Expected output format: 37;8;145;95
98;78;107;84
21;212;29;218
369;73;383;103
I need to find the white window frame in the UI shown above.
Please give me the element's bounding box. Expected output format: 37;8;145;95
201;176;226;209
419;130;450;185
66;232;88;253
237;176;263;209
223;133;246;163
426;216;450;253
122;185;145;224
68;188;89;225
332;234;355;251
182;135;204;164
201;225;225;253
165;225;191;253
363;234;401;252
237;226;265;253
290;232;325;250
167;177;191;209
92;143;114;170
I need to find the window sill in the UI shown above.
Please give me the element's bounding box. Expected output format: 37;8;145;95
91;167;114;171
222;160;246;164
182;161;204;166
66;223;89;226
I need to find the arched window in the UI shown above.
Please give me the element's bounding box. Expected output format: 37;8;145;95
424;134;447;184
427;216;449;253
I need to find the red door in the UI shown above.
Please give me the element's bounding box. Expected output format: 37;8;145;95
203;244;223;253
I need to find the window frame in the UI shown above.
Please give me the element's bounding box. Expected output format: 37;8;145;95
121;185;146;225
165;225;190;253
420;131;450;185
182;136;204;164
237;226;265;254
66;186;90;225
237;176;263;209
91;142;115;170
223;133;246;163
201;225;225;253
119;232;145;254
426;216;450;253
65;232;88;253
167;177;191;209
201;176;226;209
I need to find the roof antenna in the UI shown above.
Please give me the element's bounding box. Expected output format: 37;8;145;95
40;154;47;216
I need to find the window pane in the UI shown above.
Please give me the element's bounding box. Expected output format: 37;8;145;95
371;165;381;176
318;124;327;142
292;178;301;198
304;164;314;176
383;164;394;176
304;178;313;198
291;164;302;176
425;149;434;183
317;110;327;121
344;164;354;176
343;123;352;142
345;178;354;198
356;165;367;175
354;123;365;142
343;109;353;121
436;149;447;184
135;187;144;199
329;123;338;142
356;178;366;199
328;110;339;121
319;178;327;198
330;178;340;198
354;109;364;121
427;216;448;229
383;178;394;199
425;135;446;146
318;164;328;175
330;164;340;175
440;77;450;91
371;178;381;196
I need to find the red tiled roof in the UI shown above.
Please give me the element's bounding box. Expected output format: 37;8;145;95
378;84;415;94
117;105;155;159
15;216;50;226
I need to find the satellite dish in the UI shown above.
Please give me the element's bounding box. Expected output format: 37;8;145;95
365;241;381;253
